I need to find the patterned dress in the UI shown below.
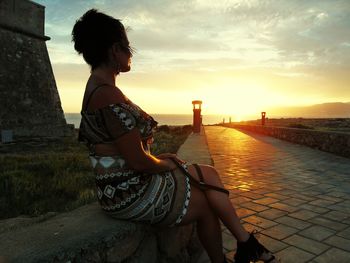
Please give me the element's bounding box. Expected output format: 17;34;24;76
79;97;191;226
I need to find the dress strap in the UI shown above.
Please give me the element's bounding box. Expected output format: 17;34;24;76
83;83;110;111
169;158;229;195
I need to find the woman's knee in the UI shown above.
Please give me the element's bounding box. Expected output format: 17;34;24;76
188;164;221;186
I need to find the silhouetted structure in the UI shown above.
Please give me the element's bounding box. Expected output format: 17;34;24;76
261;112;266;126
192;100;202;133
0;0;73;142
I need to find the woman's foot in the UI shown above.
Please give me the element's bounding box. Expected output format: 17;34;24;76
234;233;279;263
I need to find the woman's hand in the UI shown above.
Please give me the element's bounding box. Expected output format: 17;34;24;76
157;153;186;165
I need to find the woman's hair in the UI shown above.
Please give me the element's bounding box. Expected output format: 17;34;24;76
72;9;128;69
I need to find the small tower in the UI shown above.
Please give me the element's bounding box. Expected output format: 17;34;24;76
192;100;202;133
261;112;266;126
0;0;73;142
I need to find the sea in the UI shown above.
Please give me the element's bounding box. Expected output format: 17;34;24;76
64;113;237;128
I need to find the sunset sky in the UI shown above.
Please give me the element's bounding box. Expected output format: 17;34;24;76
36;0;350;120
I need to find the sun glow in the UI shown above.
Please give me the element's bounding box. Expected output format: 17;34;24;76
200;81;268;119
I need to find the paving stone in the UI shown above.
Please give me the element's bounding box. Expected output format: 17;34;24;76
309;199;338;207
299;225;336;241
282;198;308;206
308;217;348;231
258;208;288;220
299;203;330;214
292;193;317;202
322;210;349;222
230;196;252;205
316;195;344;203
261;224;299;240
256;234;288;254
324;235;350;252
202;126;350;260
222;231;236;251
235;207;256;218
268;202;300;213
242;215;278;229
313;248;350;263
329;203;350;214
240;202;269;212
283;234;330;255
253;197;279;205
264;192;290;200
327;191;349;198
275;246;315;263
250;188;271;195
240;191;264;200
242;223;263;233
336;226;350;239
275;216;312;230
289;209;319;220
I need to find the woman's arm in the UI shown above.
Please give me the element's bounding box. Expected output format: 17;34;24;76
157;153;186;164
112;129;177;173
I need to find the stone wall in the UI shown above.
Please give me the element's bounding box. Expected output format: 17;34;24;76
0;0;73;141
0;131;213;262
222;124;350;158
0;203;202;263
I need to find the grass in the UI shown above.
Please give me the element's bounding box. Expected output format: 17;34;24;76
0;125;192;219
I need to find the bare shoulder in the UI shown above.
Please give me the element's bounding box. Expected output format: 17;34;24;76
86;85;126;110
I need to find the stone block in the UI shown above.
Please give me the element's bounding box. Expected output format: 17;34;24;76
253;197;279;205
261;224;298;240
275;246;314;263
240;202;269;212
156;224;194;257
275;216;311;230
256;234;288;253
258;208;287;220
299;225;336;241
242;215;278;229
222;232;236;251
324;235;350;252
283;234;329;255
127;234;158;263
289;209;319;220
307;217;348;231
313;248;350;263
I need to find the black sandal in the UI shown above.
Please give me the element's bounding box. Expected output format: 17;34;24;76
234;232;279;263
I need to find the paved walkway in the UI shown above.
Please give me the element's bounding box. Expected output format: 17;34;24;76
201;126;350;263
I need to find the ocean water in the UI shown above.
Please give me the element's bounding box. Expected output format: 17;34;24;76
64;113;229;128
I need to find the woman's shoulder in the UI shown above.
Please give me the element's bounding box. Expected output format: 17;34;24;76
84;84;126;111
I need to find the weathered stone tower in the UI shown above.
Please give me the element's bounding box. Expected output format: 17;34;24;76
0;0;73;142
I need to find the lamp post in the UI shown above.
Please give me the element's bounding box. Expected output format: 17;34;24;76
261;112;266;126
192;100;202;133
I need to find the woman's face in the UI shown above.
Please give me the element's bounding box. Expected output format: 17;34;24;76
115;37;132;73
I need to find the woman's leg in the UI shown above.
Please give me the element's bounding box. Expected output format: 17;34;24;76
186;164;249;242
186;164;276;262
178;182;225;263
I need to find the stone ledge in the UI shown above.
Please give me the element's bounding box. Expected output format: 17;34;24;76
0;202;201;263
0;129;213;262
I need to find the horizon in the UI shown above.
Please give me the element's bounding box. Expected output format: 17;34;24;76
36;0;350;118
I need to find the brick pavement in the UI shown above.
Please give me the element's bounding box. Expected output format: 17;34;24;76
202;126;350;263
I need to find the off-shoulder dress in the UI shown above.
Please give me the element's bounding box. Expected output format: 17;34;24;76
78;86;191;226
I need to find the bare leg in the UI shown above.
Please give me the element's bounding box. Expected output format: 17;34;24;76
178;182;225;263
186;164;249;242
186;164;276;262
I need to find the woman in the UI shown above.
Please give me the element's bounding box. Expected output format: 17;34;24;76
72;9;279;263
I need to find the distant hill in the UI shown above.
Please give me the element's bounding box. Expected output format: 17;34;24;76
267;102;350;118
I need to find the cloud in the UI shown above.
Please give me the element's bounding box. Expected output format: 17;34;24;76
34;0;350;113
